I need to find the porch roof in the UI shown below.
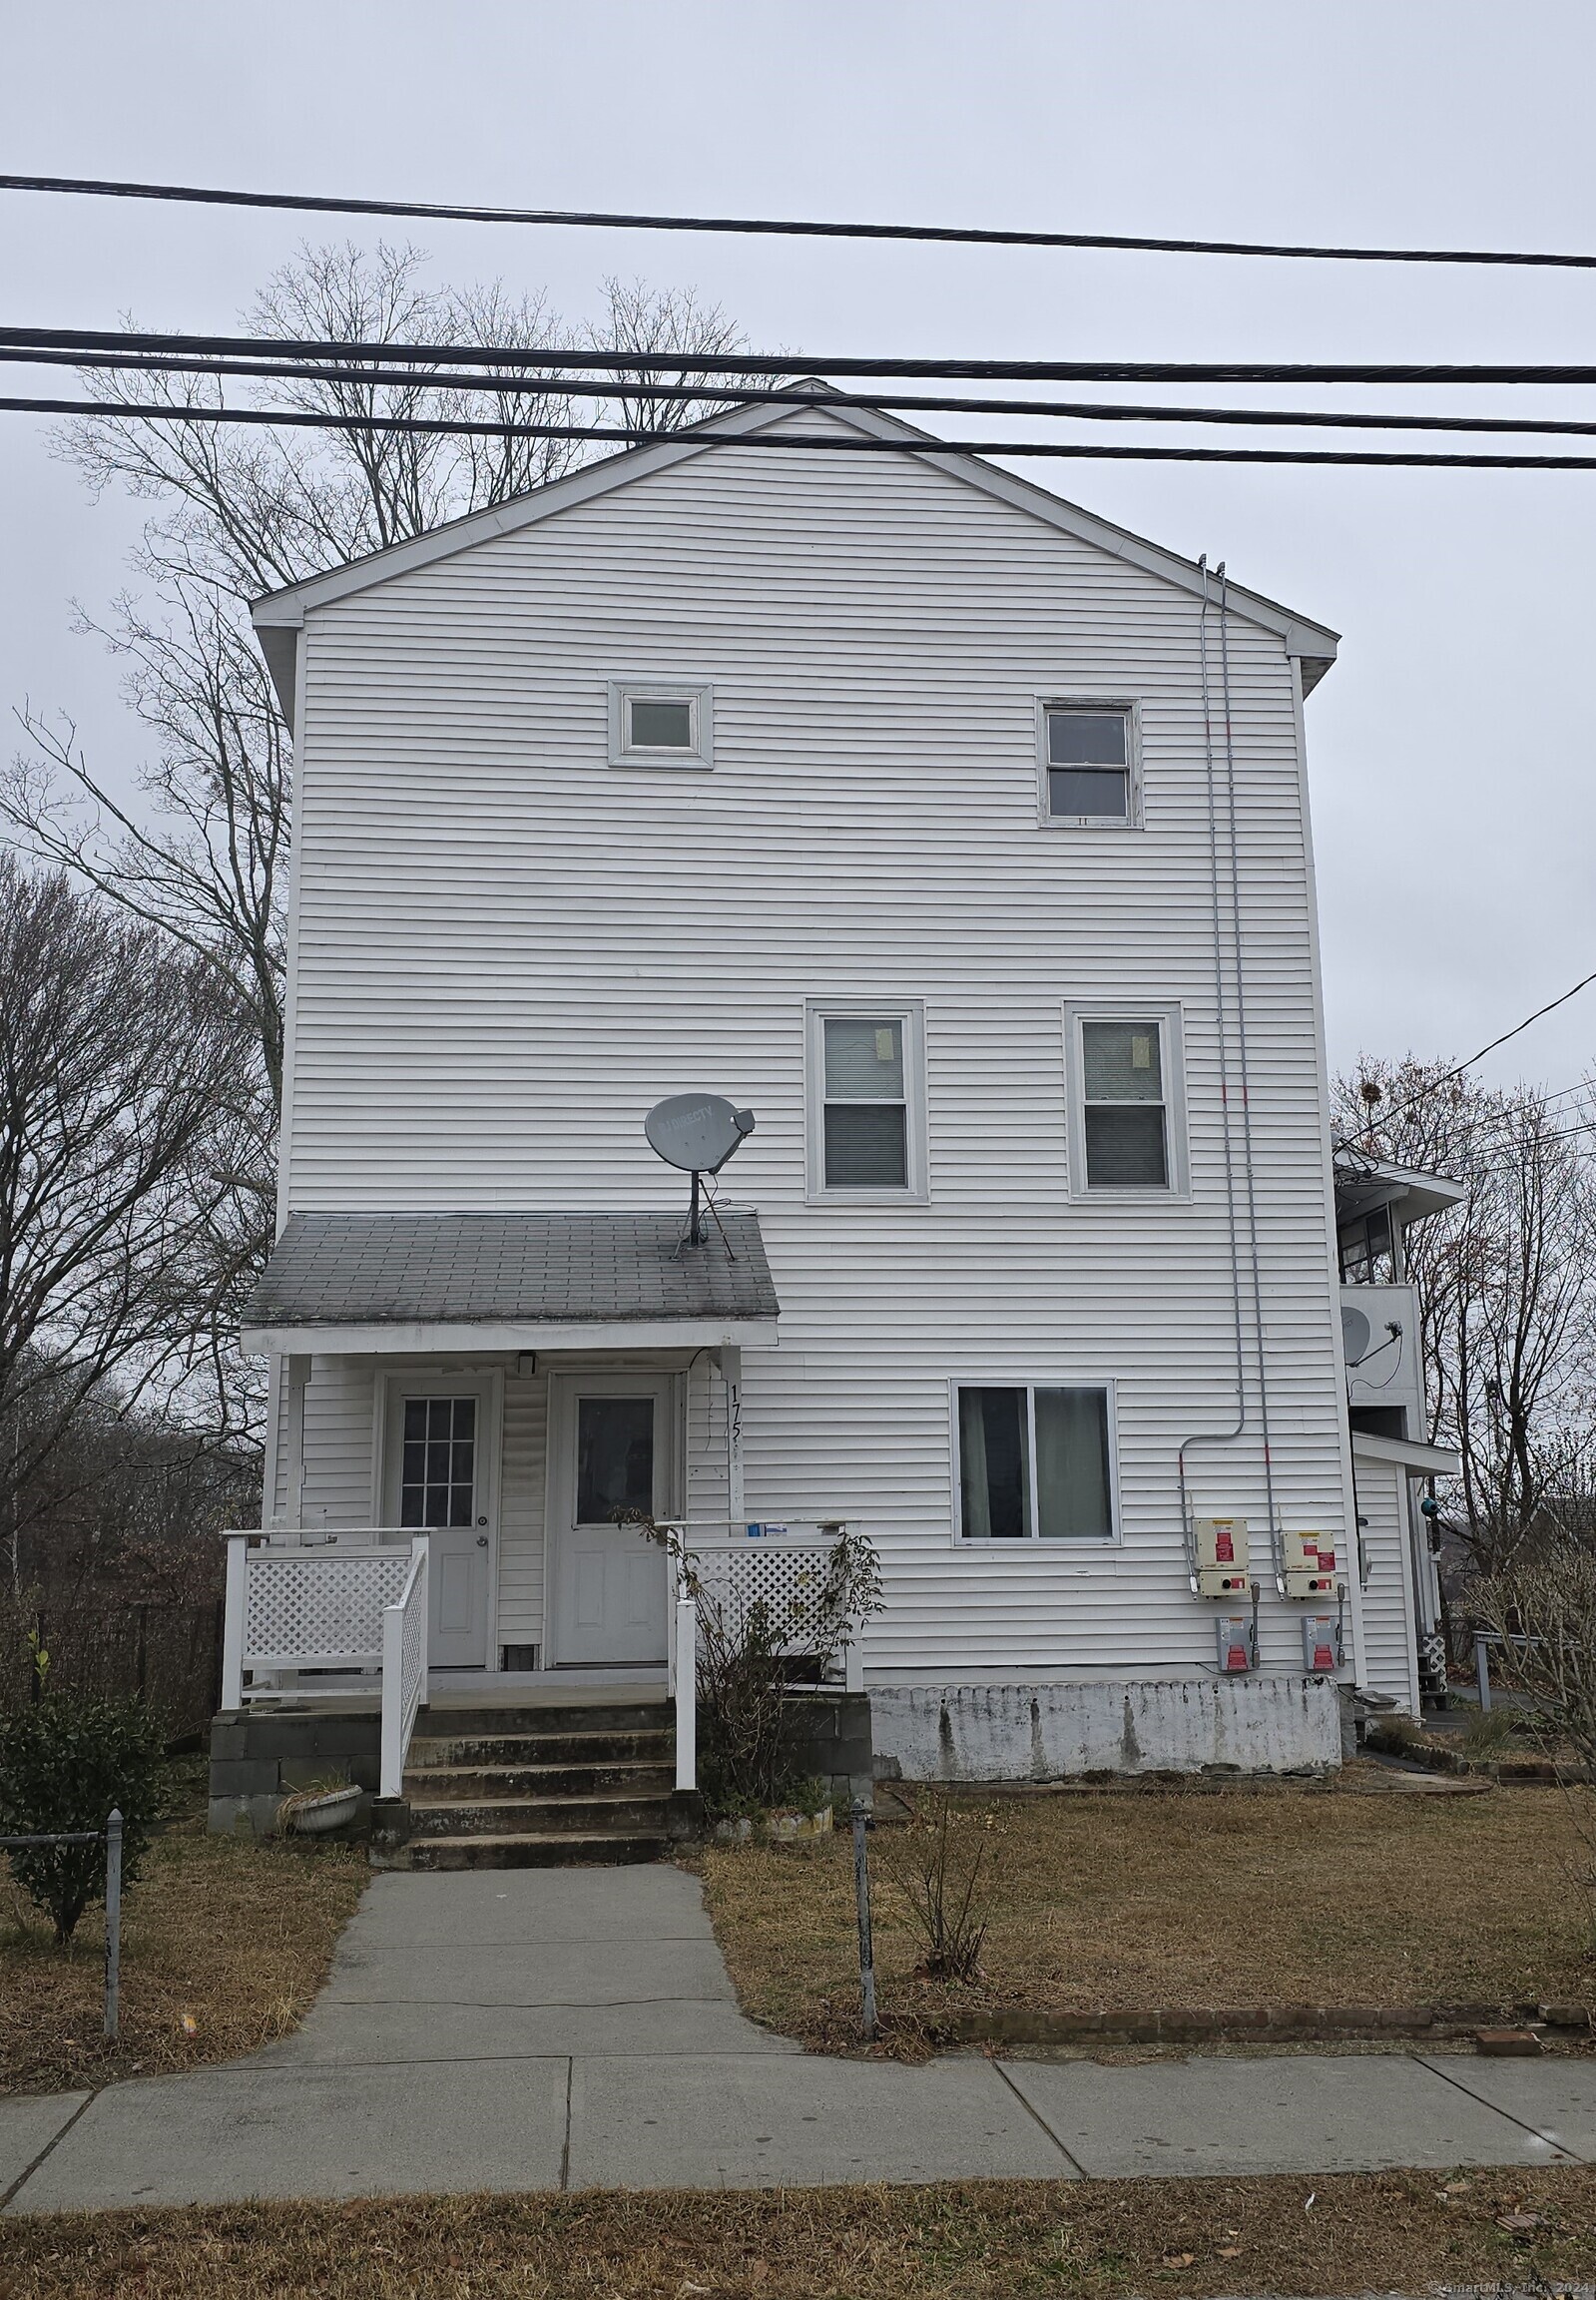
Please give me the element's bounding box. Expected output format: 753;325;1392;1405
240;1210;780;1355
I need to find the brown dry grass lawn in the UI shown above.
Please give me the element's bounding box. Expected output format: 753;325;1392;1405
0;1793;366;2095
5;2169;1596;2297
693;1775;1596;2051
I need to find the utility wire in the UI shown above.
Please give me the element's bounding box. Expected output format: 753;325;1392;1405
1332;966;1596;1146
9;172;1596;274
20;344;1596;439
17;325;1596;385
19;394;1596;468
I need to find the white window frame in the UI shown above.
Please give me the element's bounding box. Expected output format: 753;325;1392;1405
1063;999;1190;1201
804;998;929;1205
948;1377;1122;1546
608;680;715;769
1036;697;1142;829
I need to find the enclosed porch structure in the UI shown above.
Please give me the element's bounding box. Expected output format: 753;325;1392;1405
215;1210;865;1841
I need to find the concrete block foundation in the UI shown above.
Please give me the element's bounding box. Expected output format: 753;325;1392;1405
208;1709;381;1836
868;1675;1341;1782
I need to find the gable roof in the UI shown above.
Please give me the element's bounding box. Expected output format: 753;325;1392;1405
251;387;1338;723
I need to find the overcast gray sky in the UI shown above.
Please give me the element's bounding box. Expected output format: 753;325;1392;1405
4;0;1593;1095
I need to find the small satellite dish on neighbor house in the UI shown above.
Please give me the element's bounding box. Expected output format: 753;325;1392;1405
644;1094;755;1175
1340;1303;1372;1368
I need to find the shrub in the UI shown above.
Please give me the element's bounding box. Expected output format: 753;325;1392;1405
622;1512;883;1817
1459;1702;1522;1760
1476;1543;1596;1943
0;1695;171;1942
876;1786;1000;1983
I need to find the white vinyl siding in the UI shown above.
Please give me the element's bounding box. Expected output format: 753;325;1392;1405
1353;1457;1421;1714
271;408;1353;1685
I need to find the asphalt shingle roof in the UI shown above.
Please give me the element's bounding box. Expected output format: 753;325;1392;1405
242;1211;779;1330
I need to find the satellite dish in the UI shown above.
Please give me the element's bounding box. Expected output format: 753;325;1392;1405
645;1095;756;1247
1340;1304;1372;1368
644;1094;755;1174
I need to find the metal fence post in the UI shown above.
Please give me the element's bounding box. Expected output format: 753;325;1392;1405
1475;1630;1491;1713
850;1796;877;2042
103;1809;123;2042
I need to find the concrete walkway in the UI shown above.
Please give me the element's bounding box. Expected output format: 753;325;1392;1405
5;1865;1596;2210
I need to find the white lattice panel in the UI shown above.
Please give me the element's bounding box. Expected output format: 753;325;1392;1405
693;1544;842;1649
245;1549;410;1665
399;1572;426;1736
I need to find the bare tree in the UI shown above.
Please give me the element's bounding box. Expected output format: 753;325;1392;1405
1334;1057;1596;1569
1;247;748;1444
0;856;254;1583
5;247;749;1098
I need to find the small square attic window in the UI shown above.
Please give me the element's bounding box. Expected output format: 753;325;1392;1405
609;681;714;768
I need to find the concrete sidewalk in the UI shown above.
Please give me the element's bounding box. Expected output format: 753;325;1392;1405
5;1866;1596;2211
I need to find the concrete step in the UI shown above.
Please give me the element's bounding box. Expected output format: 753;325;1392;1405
402;1829;669;1871
403;1760;674;1801
407;1729;674;1769
407;1792;672;1839
414;1701;673;1738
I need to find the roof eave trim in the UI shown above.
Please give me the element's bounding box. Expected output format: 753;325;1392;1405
1349;1433;1461;1476
241;1314;781;1357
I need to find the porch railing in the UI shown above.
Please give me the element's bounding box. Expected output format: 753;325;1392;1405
220;1529;430;1800
661;1521;863;1796
380;1542;429;1797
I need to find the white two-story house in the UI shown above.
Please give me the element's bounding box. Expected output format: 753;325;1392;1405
216;385;1459;1851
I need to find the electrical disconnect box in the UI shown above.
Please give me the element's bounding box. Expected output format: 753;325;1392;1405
1282;1528;1339;1600
1194;1515;1250;1598
1302;1614;1341;1673
1217;1613;1256;1672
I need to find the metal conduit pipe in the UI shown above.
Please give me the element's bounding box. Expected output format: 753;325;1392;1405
1177;558;1251;1585
1217;567;1285;1580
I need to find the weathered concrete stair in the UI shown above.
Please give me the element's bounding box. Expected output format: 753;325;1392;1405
396;1699;675;1870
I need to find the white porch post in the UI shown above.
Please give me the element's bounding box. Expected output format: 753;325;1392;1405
380;1586;404;1798
674;1583;697;1793
717;1345;744;1528
221;1535;248;1710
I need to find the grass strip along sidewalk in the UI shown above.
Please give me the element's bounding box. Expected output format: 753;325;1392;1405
5;2167;1596;2296
694;1776;1596;2052
1;1807;365;2095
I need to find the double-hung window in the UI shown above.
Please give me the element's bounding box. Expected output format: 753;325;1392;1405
1064;1003;1188;1197
955;1383;1117;1541
805;1000;927;1199
1040;702;1138;825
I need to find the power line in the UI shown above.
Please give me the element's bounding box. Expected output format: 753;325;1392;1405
1334;966;1596;1146
19;393;1596;469
16;324;1596;385
20;344;1596;439
9;172;1596;274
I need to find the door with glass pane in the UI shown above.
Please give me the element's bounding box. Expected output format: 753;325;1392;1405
381;1382;495;1669
549;1375;674;1665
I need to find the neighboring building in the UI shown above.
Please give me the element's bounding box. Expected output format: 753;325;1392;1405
213;388;1459;1851
1332;1157;1466;1716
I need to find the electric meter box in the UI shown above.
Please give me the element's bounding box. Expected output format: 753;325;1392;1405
1217;1614;1255;1673
1302;1614;1341;1673
1283;1528;1339;1600
1195;1515;1250;1597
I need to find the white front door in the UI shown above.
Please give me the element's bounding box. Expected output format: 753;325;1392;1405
381;1381;496;1669
549;1375;674;1665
